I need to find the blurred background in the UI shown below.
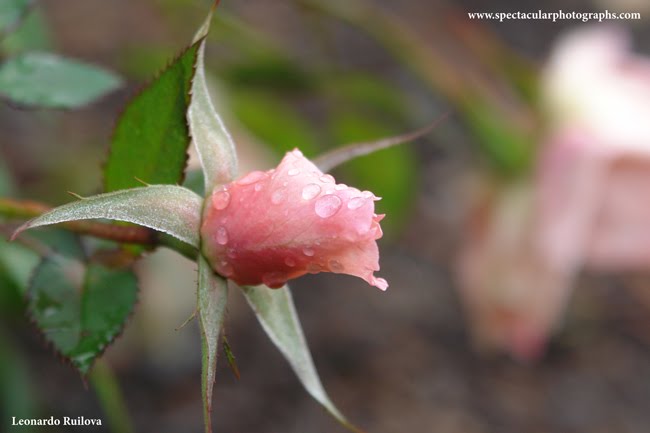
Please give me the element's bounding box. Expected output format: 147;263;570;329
3;0;650;432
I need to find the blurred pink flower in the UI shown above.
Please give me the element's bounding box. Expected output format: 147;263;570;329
201;149;388;290
539;26;650;273
457;26;650;360
457;183;573;360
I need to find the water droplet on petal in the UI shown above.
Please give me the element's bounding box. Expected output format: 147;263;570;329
288;168;300;176
213;190;231;210
302;184;321;200
362;190;374;199
271;188;286;204
285;257;296;267
307;263;322;273
219;262;235;278
315;194;342;218
216;227;228;245
303;248;315;257
335;183;347;191
254;183;263;192
219;261;234;277
320;174;335;183
347;197;366;210
262;271;287;288
237;171;266;185
328;259;344;272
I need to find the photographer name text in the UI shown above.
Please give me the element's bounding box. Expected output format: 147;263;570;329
12;416;102;427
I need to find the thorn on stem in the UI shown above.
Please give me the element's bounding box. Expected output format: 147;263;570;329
67;191;86;200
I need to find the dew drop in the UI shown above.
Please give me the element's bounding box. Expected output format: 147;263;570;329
220;263;235;278
307;263;322;273
335;183;347;191
213;190;231;210
254;183;263;192
301;184;321;200
328;259;344;272
362;190;374;199
216;227;228;245
271;188;286;204
237;170;266;185
285;257;296;267
262;271;286;288
347;196;366;210
314;194;342;218
320;174;335;183
303;247;315;257
288;168;300;176
219;261;234;277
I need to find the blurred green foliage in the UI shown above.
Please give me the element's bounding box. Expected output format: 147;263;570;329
0;331;37;433
0;52;122;108
0;0;32;35
229;88;321;156
462;98;534;177
0;7;50;56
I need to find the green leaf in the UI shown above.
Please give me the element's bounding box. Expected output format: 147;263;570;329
197;256;228;433
0;0;32;35
14;185;203;248
241;284;360;432
104;42;200;192
0;238;37;315
0;237;39;291
0;52;122;108
188;9;238;193
28;255;138;374
0;228;81;313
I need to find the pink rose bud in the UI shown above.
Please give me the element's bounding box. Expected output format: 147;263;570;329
200;149;388;290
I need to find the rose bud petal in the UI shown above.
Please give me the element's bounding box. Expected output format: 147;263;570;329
200;149;388;290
